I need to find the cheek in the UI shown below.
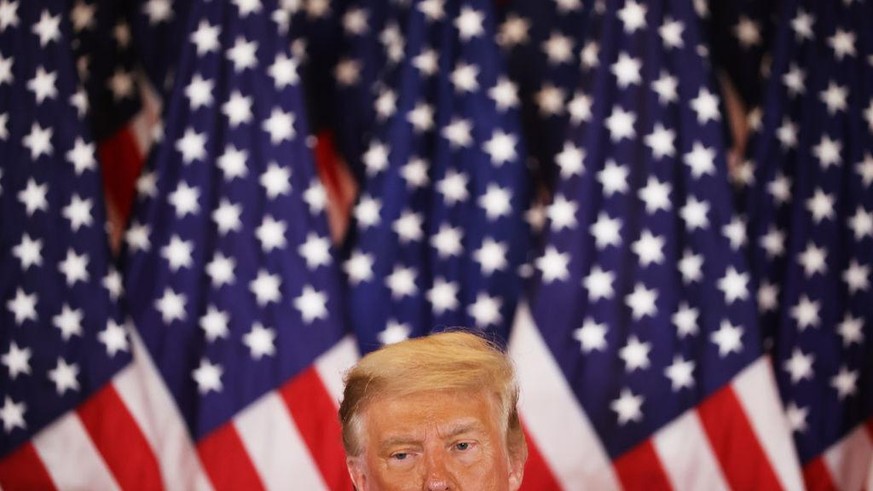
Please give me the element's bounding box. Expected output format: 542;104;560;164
449;445;510;488
367;452;503;490
368;457;424;491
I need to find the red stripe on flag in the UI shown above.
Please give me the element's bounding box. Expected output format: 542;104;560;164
280;367;353;491
312;130;356;243
613;439;673;490
867;417;873;440
198;423;265;491
97;125;145;223
77;384;164;491
313;131;345;201
0;442;58;490
698;386;783;490
518;425;562;491
802;457;837;491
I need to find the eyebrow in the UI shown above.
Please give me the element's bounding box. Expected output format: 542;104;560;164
378;420;486;450
441;421;485;439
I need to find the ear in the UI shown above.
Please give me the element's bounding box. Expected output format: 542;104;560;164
507;451;525;491
346;456;368;491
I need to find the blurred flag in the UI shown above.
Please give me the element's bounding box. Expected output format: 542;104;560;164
507;1;803;489
0;2;164;488
70;0;152;251
740;0;873;488
127;0;192;98
495;0;592;192
325;0;533;353
275;0;361;242
298;0;389;186
120;0;356;489
703;0;777;176
705;0;775;110
70;0;142;144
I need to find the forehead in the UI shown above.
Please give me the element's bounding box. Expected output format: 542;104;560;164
362;389;502;439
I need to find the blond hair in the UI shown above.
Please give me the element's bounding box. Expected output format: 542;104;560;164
339;331;526;461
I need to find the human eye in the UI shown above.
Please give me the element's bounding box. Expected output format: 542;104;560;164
390;452;409;461
451;440;480;462
453;441;475;452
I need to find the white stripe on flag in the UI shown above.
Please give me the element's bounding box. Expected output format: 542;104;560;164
32;413;120;491
234;392;328;491
508;302;621;491
314;335;359;405
131;80;161;154
653;409;729;491
732;357;805;491
114;330;213;491
823;421;873;491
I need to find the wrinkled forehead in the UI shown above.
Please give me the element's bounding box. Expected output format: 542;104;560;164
359;389;505;442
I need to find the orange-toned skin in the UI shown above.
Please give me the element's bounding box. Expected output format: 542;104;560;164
346;390;524;491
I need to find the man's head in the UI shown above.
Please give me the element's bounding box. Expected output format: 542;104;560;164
339;331;527;490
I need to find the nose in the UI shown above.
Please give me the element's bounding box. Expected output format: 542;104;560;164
426;478;449;491
424;450;451;490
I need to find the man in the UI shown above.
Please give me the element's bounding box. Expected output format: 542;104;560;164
339;331;528;490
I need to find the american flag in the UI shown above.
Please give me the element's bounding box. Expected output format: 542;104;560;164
116;0;362;489
70;0;142;143
0;1;157;487
505;0;803;488
704;0;774;111
739;0;873;488
128;0;191;98
3;0;872;490
70;0;150;250
322;0;533;353
495;0;591;193
292;0;375;186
